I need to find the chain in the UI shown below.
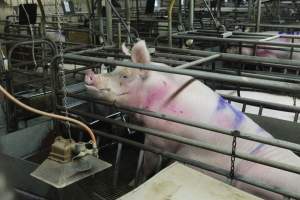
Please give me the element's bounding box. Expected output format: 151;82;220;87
230;130;239;184
55;0;72;139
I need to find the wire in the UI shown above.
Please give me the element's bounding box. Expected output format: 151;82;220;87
20;3;37;67
0;84;96;144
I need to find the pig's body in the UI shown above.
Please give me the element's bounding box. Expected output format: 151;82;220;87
228;31;300;60
85;41;300;199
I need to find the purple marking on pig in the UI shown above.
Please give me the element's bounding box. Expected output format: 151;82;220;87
216;96;245;129
216;96;227;111
144;86;168;109
249;143;265;155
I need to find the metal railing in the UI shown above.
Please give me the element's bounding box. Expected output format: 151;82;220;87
49;46;300;199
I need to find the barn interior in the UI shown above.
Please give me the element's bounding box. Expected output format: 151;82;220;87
0;0;300;199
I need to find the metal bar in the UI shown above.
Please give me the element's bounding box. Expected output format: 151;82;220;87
176;54;221;69
59;95;300;155
168;0;176;47
259;35;280;42
236;23;300;30
221;94;300;113
125;0;131;43
105;0;113;45
70;46;105;55
63;107;300;177
172;34;300;48
134;150;144;187
189;0;194;30
62;53;300;93
113;142;123;188
118;23;122;48
255;0;262;32
88;128;300;199
156;46;300;69
290;37;295;60
155;155;163;173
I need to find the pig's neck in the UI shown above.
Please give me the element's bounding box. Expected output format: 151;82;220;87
138;75;176;111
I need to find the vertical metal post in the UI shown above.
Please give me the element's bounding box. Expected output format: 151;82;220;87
125;0;131;43
118;23;122;49
134;150;145;187
113;143;123;188
248;0;253;22
255;0;262;32
189;0;194;30
290;37;295;59
178;0;183;26
91;0;96;45
168;0;176;47
217;0;221;18
105;0;113;45
97;0;104;43
136;0;140;32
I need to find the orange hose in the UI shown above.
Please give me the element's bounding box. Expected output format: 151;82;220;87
0;85;96;144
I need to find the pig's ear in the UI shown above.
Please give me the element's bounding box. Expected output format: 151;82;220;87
131;40;151;64
122;43;131;56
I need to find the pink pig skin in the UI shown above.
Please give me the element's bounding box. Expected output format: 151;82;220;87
85;41;300;199
228;31;300;60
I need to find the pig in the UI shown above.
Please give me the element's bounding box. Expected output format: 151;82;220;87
85;40;300;199
227;31;300;60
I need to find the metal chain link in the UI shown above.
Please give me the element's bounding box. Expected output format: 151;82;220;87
230;131;239;183
55;0;72;139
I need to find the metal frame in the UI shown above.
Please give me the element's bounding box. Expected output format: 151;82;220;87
47;46;300;199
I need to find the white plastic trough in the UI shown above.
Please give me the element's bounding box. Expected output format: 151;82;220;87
118;162;262;200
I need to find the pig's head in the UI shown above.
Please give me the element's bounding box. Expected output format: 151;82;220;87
85;40;151;105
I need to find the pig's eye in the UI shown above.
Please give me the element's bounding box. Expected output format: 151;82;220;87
122;75;128;79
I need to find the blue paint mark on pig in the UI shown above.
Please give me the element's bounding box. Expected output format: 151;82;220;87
216;96;245;128
216;96;227;111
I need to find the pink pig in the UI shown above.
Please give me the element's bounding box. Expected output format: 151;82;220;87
85;41;300;199
227;31;300;60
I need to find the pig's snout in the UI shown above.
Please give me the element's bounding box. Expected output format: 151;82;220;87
85;70;96;86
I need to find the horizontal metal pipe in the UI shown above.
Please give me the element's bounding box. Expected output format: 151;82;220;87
156;46;300;69
14;77;50;87
63;107;300;177
222;94;300;113
215;68;300;83
69;124;298;198
62;53;300;93
63;93;300;154
70;46;106;55
237;23;300;30
173;33;300;47
259;35;280;42
176;54;221;69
